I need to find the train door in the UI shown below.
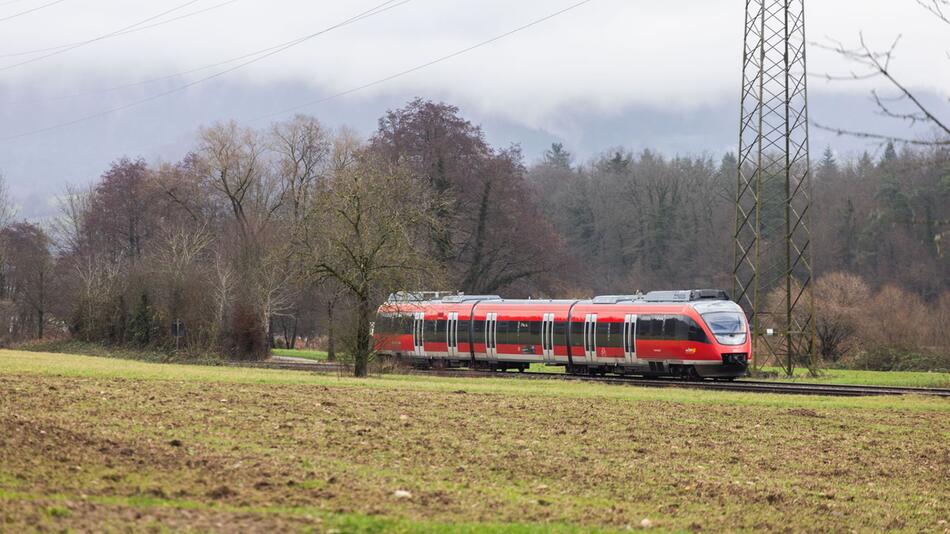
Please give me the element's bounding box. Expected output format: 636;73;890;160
412;312;425;357
541;313;555;363
583;313;597;363
446;312;459;358
484;312;498;360
623;314;638;365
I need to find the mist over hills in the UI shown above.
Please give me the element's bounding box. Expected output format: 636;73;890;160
0;79;945;221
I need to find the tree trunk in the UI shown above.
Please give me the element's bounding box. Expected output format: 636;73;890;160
267;315;275;349
326;301;336;362
37;309;43;339
289;316;298;349
354;294;371;377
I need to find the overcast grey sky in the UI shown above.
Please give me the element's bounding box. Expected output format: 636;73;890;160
0;0;947;217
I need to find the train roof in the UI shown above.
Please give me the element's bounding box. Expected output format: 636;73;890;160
382;289;733;308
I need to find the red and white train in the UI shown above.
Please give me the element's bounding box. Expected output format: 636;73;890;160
374;289;751;379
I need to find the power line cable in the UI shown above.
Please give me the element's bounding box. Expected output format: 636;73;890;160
1;0;409;141
253;0;596;123
0;0;240;59
18;1;342;104
0;0;206;71
0;0;68;23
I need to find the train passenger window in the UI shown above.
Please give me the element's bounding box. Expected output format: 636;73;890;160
596;321;623;348
554;321;567;346
511;321;522;346
458;318;470;345
570;320;584;346
496;320;511;345
648;317;663;339
636;316;650;339
662;317;678;339
685;317;709;343
596;321;608;346
399;316;408;334
526;321;542;346
435;319;446;335
388;315;398;334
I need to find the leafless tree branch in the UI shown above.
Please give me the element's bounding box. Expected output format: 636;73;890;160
812;31;950;145
813;121;950;145
917;0;950;24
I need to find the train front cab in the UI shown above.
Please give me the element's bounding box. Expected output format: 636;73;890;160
690;300;751;379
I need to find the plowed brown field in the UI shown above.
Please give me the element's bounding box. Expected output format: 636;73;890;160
1;350;948;533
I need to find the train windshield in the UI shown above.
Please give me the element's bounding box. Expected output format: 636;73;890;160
701;312;747;346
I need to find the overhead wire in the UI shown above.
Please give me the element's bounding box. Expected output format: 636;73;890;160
0;0;67;23
253;0;596;123
18;0;357;104
1;0;409;141
0;0;240;59
0;0;207;71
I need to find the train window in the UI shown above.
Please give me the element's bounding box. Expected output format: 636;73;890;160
435;319;446;335
496;320;511;345
653;318;664;338
525;321;542;346
662;317;678;339
636;316;669;340
596;321;622;347
389;315;398;334
511;321;522;346
458;318;470;345
570;320;584;346
636;316;650;339
686;317;709;343
554;321;567;346
384;315;396;334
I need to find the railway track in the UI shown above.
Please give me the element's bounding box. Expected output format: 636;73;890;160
235;358;950;398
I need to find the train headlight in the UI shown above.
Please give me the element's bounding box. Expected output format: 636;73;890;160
714;333;747;345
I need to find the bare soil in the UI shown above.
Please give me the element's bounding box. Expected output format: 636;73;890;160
1;373;948;533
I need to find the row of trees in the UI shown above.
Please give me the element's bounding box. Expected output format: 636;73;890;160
0;99;947;373
0;100;561;375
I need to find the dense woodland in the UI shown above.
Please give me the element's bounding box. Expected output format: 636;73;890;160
0;99;947;373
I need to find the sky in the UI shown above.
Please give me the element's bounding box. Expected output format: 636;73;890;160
0;0;947;218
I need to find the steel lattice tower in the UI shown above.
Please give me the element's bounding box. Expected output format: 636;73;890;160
734;0;816;374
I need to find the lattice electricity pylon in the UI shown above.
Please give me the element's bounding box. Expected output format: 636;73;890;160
733;0;817;375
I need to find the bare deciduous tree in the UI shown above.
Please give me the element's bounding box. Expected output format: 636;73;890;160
298;152;440;376
271;115;331;224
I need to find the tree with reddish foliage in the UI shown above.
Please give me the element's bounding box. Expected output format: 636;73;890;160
371;99;561;294
86;157;161;264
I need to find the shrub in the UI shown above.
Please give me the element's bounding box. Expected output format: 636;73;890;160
852;347;950;372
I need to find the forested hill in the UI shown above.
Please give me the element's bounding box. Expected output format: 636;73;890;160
528;142;949;301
